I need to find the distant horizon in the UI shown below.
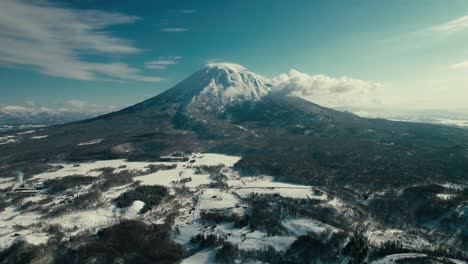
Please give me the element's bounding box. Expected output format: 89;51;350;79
2;61;468;122
1;0;468;116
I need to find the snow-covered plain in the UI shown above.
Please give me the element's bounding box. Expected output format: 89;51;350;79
1;152;463;263
0;153;331;255
32;159;177;180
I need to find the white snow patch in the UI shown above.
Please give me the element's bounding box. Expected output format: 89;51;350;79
442;183;465;190
134;164;210;187
231;176;317;199
190;153;241;167
123;200;145;217
31;135;48;139
17;130;35;135
51;203;145;231
283;218;338;237
367;253;465;264
0;207;44;248
20;232;50;246
229;229;296;251
32;159;176;180
199;189;238;210
436;193;456;200
181;249;217;264
370;253;427;264
0;136;17;145
0;177;15;189
78;139;104;146
101;184;133;200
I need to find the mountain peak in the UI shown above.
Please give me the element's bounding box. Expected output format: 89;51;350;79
193;63;271;110
203;62;247;72
157;62;271;112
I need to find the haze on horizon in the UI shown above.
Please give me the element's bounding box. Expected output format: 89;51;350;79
1;0;468;119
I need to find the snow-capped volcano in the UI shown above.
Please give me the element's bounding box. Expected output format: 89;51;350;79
197;63;271;103
158;63;271;112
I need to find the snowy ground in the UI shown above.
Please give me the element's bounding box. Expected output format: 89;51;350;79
0;152;464;263
0;153;332;254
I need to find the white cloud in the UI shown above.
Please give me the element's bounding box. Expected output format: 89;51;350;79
0;0;162;82
0;105;66;115
0;101;118;115
66;100;88;109
450;60;468;69
0;105;32;114
161;27;188;32
271;69;383;107
430;15;468;32
169;9;196;14
145;56;181;69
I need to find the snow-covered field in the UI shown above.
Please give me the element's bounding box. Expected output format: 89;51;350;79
0;153;331;254
0;152;466;263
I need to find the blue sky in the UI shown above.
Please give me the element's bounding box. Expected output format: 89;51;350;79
1;0;468;114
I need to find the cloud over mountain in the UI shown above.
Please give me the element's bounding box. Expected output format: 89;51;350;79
271;69;383;107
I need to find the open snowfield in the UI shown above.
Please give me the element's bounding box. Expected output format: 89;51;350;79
1;152;464;263
2;152;337;254
134;163;211;187
32;159;178;180
229;176;323;200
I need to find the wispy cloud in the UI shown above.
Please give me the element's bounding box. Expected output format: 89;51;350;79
450;60;468;69
271;69;384;107
161;27;188;32
145;57;181;69
169;9;196;14
66;100;88;109
0;0;162;82
430;15;468;33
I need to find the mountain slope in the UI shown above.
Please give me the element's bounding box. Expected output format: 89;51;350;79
0;63;467;190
